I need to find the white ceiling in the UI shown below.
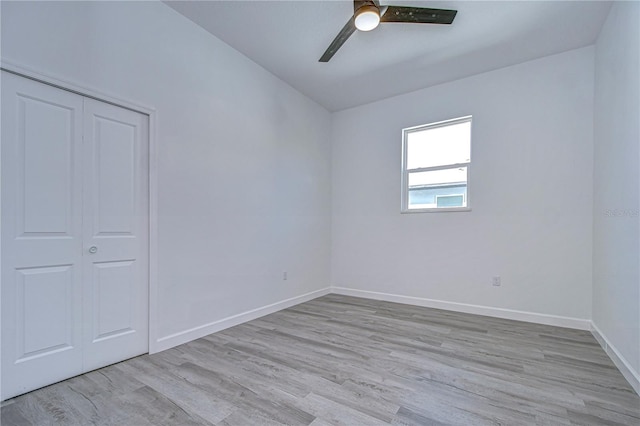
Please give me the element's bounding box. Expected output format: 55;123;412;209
165;0;612;111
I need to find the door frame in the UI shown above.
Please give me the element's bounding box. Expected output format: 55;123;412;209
0;60;161;363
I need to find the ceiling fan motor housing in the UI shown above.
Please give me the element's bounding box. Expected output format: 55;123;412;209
354;1;381;13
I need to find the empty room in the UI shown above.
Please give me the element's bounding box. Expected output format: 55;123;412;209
1;0;638;424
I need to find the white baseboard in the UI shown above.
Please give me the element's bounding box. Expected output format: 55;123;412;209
590;322;640;395
331;287;592;330
153;287;331;353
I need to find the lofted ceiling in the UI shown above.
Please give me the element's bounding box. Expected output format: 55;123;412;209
165;0;612;111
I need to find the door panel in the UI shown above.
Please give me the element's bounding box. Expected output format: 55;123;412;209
17;265;75;360
92;260;136;342
82;98;149;372
1;71;84;399
93;115;137;235
19;95;76;236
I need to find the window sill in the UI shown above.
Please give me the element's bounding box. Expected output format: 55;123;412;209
401;207;472;214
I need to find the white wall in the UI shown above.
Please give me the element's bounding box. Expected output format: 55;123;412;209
593;1;640;390
332;47;594;323
1;1;332;350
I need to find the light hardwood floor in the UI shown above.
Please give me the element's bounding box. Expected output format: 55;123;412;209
2;294;639;425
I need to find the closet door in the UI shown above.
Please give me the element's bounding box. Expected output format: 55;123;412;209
1;71;84;399
1;72;150;400
82;99;149;371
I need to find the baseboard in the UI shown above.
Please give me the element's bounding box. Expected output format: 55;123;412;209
153;287;331;353
590;322;640;395
331;287;592;330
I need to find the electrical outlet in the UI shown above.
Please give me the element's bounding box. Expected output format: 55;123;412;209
283;271;288;281
492;276;501;286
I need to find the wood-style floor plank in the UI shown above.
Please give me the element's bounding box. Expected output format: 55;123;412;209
2;294;639;425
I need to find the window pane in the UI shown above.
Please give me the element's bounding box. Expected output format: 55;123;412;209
406;120;470;169
407;167;467;209
408;167;467;187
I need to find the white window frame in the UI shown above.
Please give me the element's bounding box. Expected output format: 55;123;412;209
401;115;472;213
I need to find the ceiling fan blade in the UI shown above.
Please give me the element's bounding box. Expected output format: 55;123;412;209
381;6;457;24
319;16;356;62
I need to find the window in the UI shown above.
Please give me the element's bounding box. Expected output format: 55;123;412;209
401;116;472;212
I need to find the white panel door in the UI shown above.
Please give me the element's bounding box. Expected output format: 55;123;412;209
1;71;84;399
82;99;149;371
1;72;149;400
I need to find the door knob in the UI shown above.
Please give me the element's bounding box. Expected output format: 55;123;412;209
88;246;98;254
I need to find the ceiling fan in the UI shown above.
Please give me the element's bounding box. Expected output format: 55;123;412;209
319;0;457;62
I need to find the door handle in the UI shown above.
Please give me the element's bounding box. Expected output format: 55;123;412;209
88;246;98;254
